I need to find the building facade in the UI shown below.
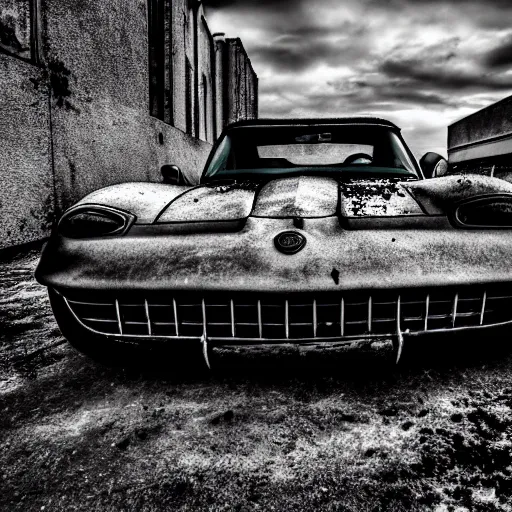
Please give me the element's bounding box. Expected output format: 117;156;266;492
448;94;512;181
0;0;258;250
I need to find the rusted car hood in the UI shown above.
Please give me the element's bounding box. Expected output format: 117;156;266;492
75;174;512;225
37;174;512;292
155;176;424;221
76;176;428;223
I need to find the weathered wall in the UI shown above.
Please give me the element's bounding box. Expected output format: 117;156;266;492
449;94;512;164
198;9;215;143
0;53;53;250
448;94;512;181
225;38;258;126
0;0;258;249
213;33;225;139
0;0;32;60
171;0;198;137
43;0;211;211
211;36;258;131
449;95;512;150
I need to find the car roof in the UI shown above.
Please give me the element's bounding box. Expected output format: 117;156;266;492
225;117;400;131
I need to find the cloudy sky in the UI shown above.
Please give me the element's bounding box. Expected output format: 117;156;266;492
204;0;512;157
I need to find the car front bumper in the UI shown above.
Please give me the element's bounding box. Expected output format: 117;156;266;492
52;283;512;365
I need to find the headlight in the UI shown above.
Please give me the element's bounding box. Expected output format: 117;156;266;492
454;195;512;228
58;205;135;238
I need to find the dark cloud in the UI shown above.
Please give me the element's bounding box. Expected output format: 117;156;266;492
415;0;511;4
381;59;512;91
249;22;368;72
206;0;512;152
485;37;512;69
203;0;302;11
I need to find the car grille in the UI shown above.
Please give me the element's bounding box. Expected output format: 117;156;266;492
62;288;512;341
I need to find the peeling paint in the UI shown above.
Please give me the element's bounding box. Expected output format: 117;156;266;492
340;179;423;217
47;58;79;112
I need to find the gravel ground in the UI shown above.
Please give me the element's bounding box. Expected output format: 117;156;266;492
2;249;512;511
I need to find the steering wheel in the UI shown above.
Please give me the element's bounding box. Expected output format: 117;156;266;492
344;153;373;165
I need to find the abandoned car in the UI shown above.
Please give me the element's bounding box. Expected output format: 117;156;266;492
36;118;512;365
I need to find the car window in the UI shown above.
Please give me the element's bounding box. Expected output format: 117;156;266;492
204;125;419;180
258;144;374;166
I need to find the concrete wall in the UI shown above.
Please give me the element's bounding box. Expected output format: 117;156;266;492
172;0;194;135
214;35;258;130
225;38;258;126
198;10;215;143
0;0;33;60
213;33;225;140
449;94;512;155
448;94;512;181
0;0;258;249
43;0;212;211
0;0;53;249
0;53;53;249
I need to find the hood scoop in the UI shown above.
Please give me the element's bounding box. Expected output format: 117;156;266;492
251;176;339;218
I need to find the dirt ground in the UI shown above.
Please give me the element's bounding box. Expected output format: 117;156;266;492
2;249;512;511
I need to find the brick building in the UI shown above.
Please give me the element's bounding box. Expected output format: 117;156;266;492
0;0;258;250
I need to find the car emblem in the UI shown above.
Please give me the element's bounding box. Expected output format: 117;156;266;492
274;231;306;255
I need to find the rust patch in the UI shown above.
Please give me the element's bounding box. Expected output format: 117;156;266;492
331;268;340;285
340;179;422;217
47;58;79;112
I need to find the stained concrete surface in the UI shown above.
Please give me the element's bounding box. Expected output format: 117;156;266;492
0;53;54;250
3;249;512;511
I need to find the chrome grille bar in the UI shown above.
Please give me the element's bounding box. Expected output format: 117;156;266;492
257;299;262;338
480;291;487;326
368;296;373;333
173;298;179;336
424;294;430;331
396;295;404;362
65;287;512;341
202;298;207;336
452;293;459;328
230;299;235;337
144;299;152;335
285;299;289;339
397;295;401;331
115;299;123;335
313;299;317;337
340;298;345;336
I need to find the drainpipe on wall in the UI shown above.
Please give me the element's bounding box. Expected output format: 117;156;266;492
193;0;200;139
213;32;225;137
32;0;59;221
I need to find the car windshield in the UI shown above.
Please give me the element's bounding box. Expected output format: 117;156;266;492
203;124;420;180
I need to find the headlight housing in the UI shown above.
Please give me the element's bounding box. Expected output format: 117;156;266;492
454;195;512;228
58;205;135;238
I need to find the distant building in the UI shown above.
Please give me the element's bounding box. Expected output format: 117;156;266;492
448;94;512;180
0;0;258;250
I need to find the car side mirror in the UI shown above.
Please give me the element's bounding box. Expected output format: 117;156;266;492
161;164;184;185
420;152;448;179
